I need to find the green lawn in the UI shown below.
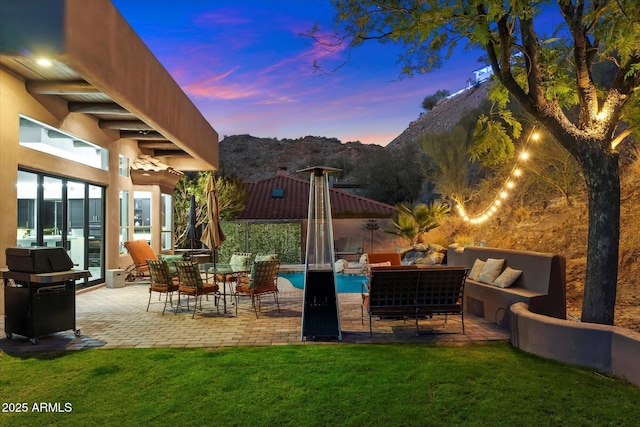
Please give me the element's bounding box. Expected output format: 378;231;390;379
1;342;638;426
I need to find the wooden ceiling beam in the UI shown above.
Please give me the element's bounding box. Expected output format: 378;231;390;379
138;141;177;149
99;120;153;131
68;102;129;114
26;80;100;95
120;130;166;140
153;150;191;157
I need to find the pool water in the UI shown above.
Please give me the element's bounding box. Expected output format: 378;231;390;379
278;271;368;293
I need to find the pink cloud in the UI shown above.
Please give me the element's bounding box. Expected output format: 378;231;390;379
193;10;252;26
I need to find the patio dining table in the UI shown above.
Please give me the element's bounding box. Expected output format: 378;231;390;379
199;263;251;314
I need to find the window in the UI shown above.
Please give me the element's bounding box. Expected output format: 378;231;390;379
19;115;108;170
119;190;129;254
133;191;151;243
161;193;172;251
118;155;130;177
16;170;38;242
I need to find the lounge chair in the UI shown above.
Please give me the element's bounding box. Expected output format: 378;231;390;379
123;240;181;281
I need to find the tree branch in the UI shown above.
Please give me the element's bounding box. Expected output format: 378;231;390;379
520;17;544;103
558;0;599;127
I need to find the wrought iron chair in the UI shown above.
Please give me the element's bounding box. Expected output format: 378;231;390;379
235;259;281;318
218;252;253;286
174;261;219;318
145;259;179;315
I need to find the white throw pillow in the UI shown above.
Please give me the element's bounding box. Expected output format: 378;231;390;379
468;259;486;281
359;253;368;265
493;267;522;288
478;258;506;284
335;259;345;273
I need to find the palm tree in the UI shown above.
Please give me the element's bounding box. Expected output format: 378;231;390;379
386;201;450;246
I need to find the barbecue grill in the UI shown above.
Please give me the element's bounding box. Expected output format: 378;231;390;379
3;247;90;344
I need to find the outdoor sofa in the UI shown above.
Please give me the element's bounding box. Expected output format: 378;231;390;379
446;244;566;330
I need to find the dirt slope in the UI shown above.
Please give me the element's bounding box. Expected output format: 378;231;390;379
433;158;640;333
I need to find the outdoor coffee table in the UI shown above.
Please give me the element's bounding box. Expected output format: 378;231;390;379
200;263;250;314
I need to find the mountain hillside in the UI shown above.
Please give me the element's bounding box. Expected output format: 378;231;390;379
387;82;491;149
218;134;380;182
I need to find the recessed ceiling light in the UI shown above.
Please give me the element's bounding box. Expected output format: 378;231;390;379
36;58;52;67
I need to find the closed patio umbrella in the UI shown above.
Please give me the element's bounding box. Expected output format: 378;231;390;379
187;194;200;257
200;175;226;265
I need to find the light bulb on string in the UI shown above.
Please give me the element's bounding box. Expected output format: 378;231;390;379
457;126;540;224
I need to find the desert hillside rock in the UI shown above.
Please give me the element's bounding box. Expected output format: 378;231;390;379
387;82;491;149
218;135;380;182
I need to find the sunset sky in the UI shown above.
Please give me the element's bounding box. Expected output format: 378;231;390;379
112;0;487;146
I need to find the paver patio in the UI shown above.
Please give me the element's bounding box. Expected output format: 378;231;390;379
1;278;508;353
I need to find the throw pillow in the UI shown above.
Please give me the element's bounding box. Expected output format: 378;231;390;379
255;254;278;262
468;259;486;281
359;253;368;265
230;254;250;267
159;254;183;276
478;258;506;284
493;267;523;288
335;259;345;273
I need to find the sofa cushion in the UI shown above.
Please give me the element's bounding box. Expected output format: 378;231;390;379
230;254;250;267
493;267;523;288
468;259;486;281
478;258;505;284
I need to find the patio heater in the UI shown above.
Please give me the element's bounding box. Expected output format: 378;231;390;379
299;166;342;341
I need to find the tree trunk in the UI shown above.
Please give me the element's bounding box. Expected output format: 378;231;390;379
580;149;620;325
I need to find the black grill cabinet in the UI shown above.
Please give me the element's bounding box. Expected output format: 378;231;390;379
3;247;90;344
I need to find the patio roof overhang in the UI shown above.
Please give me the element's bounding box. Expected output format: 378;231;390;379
0;0;218;171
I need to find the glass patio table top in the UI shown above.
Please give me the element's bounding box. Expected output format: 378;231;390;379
199;263;251;275
198;263;251;314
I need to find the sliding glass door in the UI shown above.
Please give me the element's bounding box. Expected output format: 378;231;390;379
16;169;104;286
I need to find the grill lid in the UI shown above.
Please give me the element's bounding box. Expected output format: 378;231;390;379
6;247;74;273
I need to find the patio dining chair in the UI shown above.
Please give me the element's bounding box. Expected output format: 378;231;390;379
216;252;252;284
235;259;281;318
174;260;220;318
145;258;179;315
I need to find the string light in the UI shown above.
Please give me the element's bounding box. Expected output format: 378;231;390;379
456;126;539;224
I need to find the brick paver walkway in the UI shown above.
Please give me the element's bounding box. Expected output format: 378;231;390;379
1;278;509;353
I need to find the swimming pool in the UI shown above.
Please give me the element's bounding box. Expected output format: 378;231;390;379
278;271;368;294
